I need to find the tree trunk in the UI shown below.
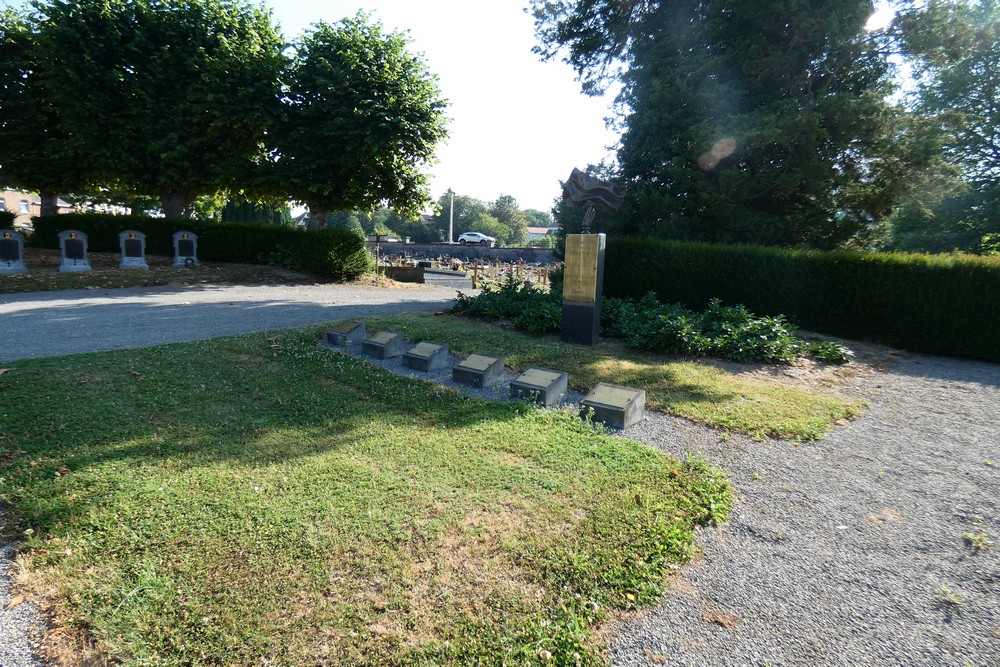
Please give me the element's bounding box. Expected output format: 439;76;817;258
307;205;328;230
39;191;59;217
162;192;195;219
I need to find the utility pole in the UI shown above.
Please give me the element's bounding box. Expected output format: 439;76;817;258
447;188;455;244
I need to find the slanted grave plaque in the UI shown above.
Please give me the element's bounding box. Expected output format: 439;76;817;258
326;321;366;346
362;331;408;359
453;353;504;388
173;231;200;267
118;230;149;269
0;229;28;274
58;230;92;272
510;367;568;407
580;383;646;429
402;341;450;372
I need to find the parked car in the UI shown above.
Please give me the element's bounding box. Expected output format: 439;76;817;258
458;231;496;246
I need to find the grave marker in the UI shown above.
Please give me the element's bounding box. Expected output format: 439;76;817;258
453;354;505;388
362;331;407;359
58;230;92;272
118;230;149;269
579;383;646;429
0;229;28;274
402;341;450;372
510;367;568;407
326;321;366;346
173;231;200;267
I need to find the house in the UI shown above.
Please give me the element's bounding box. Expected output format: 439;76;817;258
526;226;558;240
0;188;73;229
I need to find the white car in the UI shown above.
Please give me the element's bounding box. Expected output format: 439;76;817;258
458;231;496;246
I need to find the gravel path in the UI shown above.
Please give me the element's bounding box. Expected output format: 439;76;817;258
2;285;997;666
613;353;999;667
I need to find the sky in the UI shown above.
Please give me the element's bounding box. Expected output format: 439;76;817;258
264;0;619;214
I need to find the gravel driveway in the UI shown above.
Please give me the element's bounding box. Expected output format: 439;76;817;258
1;284;997;666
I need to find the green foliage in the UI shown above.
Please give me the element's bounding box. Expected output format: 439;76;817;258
27;0;285;216
532;1;944;249
449;274;562;333
432;193;536;247
221;200;294;226
27;213;371;278
276;14;448;218
0;209;15;227
603;235;1000;362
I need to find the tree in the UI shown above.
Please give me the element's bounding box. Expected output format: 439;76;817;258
885;0;1000;253
488;194;529;246
0;6;96;214
524;208;555;229
431;193;490;240
532;0;938;249
29;0;285;218
276;14;449;226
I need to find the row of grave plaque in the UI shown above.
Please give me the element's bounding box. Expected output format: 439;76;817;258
0;229;200;274
328;321;646;430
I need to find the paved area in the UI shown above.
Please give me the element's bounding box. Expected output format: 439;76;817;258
0;283;461;362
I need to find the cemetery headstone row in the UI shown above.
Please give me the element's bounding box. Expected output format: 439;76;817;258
326;322;646;430
0;228;200;274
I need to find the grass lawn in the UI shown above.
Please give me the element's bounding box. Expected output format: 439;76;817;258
366;312;863;441
1;326;730;666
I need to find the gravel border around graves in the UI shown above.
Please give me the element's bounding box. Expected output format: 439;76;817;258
0;513;49;667
611;352;999;667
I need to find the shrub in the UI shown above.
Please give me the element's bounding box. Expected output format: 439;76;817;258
0;210;16;227
603;236;1000;362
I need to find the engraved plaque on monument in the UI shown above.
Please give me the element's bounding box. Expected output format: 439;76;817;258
118;230;149;269
0;229;28;274
58;230;92;272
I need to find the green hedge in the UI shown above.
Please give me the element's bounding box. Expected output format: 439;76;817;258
28;213;372;279
603;237;1000;362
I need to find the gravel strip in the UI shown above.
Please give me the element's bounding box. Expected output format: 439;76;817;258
611;353;1000;666
0;513;48;667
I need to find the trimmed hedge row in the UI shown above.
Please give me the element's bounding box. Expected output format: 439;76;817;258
27;213;372;279
603;237;1000;362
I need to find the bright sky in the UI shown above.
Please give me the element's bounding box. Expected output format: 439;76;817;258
265;0;618;213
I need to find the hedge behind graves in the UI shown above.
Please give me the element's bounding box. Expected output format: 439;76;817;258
603;236;1000;362
28;213;372;279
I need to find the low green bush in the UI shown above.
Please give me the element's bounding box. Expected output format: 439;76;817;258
27;213;371;279
451;277;852;364
0;210;16;227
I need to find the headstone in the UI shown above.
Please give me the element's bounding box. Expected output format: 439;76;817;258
118;230;149;269
453;353;505;388
402;341;450;372
362;331;408;359
0;229;28;274
326;321;366;346
58;230;92;272
579;383;646;430
510;367;568;407
172;230;199;267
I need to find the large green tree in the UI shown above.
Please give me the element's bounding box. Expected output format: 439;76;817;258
275;14;449;227
28;0;284;218
488;194;529;246
0;6;95;214
532;0;938;248
886;0;1000;253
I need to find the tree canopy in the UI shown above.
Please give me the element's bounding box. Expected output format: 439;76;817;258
531;0;947;249
275;14;449;224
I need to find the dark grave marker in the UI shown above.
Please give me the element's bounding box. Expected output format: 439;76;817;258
326;321;366;346
510;367;568;407
579;383;646;430
118;230;148;269
453;353;504;388
362;331;408;359
172;230;200;267
402;341;450;372
0;229;27;274
58;230;92;272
